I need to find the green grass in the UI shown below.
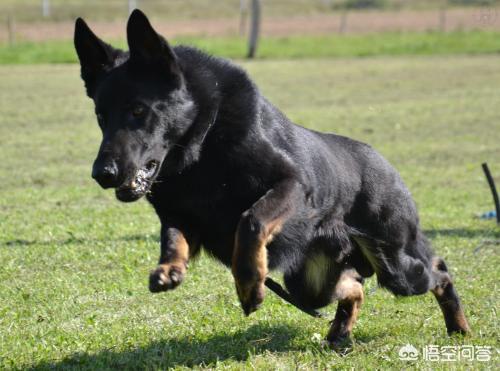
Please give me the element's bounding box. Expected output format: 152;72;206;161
0;56;499;369
2;31;500;64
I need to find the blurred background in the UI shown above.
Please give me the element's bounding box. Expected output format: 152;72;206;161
1;1;499;369
2;0;500;61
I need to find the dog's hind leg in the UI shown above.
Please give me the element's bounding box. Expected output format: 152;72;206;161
431;257;470;335
149;224;199;293
354;234;470;335
326;268;364;347
353;235;434;297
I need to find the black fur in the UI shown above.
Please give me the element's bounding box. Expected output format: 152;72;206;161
75;10;469;342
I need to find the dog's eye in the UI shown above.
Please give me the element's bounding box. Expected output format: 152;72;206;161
132;106;144;118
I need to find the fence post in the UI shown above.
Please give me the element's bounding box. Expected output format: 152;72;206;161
439;6;447;32
239;0;248;36
339;11;348;34
42;0;50;17
128;0;138;15
7;15;15;46
247;0;261;59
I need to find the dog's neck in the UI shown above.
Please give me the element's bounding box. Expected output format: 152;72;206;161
197;104;219;148
158;48;258;178
161;82;221;176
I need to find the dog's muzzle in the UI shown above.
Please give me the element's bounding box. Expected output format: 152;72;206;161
115;160;159;202
92;161;120;189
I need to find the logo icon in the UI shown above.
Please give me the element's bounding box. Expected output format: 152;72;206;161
399;344;419;361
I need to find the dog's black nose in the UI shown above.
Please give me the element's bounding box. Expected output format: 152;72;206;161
92;162;119;189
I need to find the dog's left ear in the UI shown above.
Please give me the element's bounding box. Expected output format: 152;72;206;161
127;9;180;76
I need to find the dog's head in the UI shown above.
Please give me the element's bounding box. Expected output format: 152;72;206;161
74;10;196;202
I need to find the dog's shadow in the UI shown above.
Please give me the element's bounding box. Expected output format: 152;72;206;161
29;324;302;370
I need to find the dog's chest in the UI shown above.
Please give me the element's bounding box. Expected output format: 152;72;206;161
151;170;265;227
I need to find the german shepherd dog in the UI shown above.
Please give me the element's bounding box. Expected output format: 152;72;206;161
74;10;470;346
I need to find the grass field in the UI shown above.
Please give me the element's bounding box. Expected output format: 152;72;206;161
0;55;499;369
2;31;500;64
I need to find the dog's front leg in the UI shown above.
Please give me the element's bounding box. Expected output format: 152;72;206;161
149;224;196;293
232;179;301;315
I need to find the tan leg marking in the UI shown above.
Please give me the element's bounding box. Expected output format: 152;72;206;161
232;217;283;315
327;269;364;345
149;233;189;292
431;257;470;334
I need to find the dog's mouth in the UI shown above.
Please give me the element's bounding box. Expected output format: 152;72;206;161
115;160;159;202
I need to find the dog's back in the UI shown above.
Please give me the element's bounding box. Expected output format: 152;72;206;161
162;47;444;298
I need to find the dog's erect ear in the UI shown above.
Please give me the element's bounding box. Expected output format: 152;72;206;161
74;18;120;96
127;9;180;75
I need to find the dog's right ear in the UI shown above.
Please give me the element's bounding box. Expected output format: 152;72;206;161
74;18;119;97
127;10;181;77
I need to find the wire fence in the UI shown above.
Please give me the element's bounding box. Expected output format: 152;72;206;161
3;0;500;22
1;0;500;45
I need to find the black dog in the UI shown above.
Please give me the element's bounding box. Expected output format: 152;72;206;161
74;10;469;346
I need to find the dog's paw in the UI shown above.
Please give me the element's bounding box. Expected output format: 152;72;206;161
236;279;265;316
149;264;185;293
326;335;353;354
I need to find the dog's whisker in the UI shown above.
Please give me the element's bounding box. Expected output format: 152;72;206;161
172;143;187;149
